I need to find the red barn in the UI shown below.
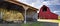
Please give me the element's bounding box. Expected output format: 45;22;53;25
38;5;58;19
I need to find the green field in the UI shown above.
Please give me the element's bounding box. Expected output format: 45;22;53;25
0;21;58;26
21;21;58;26
21;22;44;26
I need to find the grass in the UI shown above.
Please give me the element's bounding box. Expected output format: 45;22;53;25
0;21;58;26
21;21;44;26
21;21;58;26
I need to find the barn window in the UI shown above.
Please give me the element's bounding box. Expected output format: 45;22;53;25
42;5;47;12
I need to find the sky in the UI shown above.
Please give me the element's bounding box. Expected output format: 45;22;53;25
16;0;60;16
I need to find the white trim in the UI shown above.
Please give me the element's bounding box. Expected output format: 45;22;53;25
37;19;60;26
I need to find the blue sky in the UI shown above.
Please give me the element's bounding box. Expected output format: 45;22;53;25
16;0;60;16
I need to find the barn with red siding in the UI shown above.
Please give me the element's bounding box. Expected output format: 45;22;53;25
38;5;58;19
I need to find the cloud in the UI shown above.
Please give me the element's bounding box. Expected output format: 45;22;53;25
17;0;60;9
16;0;44;8
25;0;37;4
53;11;60;16
46;0;60;5
16;0;27;2
53;11;60;13
29;0;44;9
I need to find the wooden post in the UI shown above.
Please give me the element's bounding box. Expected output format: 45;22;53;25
23;6;29;24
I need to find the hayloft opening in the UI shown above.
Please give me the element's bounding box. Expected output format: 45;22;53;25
42;5;47;12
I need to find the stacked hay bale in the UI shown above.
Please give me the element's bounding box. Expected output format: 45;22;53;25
0;8;24;23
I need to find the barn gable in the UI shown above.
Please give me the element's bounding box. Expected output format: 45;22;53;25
38;5;58;19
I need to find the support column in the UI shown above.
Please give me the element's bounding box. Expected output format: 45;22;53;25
24;9;27;24
23;6;29;24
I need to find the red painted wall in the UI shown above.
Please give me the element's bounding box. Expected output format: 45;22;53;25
38;5;58;19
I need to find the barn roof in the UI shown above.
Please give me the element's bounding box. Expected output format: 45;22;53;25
4;0;38;11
